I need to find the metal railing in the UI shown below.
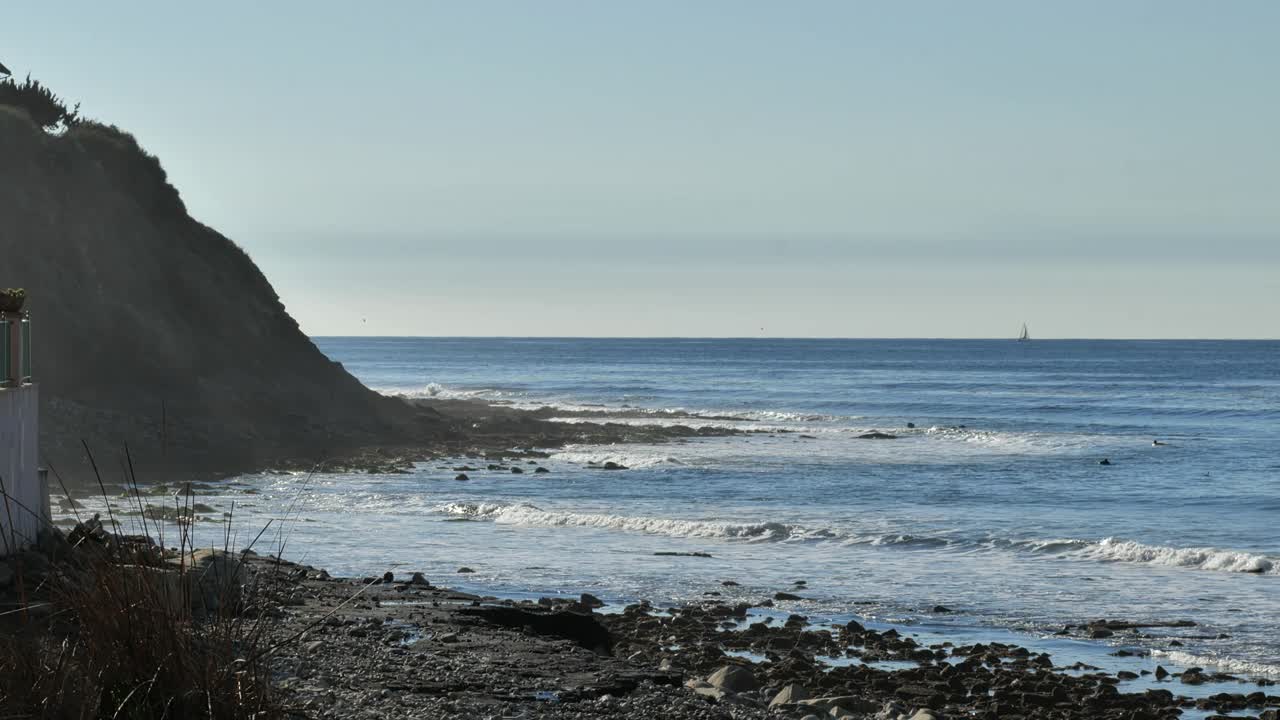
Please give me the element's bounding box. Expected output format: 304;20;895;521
20;315;31;383
0;312;32;387
1;316;9;385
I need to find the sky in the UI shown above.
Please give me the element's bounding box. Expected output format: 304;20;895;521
5;1;1278;338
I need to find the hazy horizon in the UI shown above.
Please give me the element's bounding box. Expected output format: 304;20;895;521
310;334;1278;341
7;1;1278;338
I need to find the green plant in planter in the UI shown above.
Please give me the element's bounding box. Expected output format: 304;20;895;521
0;288;26;313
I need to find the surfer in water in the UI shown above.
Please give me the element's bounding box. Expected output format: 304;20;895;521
1152;440;1166;446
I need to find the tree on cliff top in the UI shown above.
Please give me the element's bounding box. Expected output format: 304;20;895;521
0;73;81;131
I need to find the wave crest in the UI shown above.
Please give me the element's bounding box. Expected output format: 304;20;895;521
1151;650;1280;677
436;503;1278;575
1080;537;1274;574
438;502;830;542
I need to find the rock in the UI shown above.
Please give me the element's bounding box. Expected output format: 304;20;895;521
857;431;897;439
907;711;937;720
534;467;550;474
438;632;459;643
1117;670;1139;680
1155;665;1170;680
770;683;810;707
457;567;475;573
580;593;605;609
706;665;759;694
382;571;394;584
454;473;469;481
721;580;740;587
1099;458;1112;465
510;466;524;474
168;548;246;618
0;560;11;589
602;461;628;470
460;605;613;654
797;696;879;714
774;592;804;601
654;551;713;558
906;422;916;428
685;679;726;701
409;572;429;586
932;605;952;613
1090;628;1114;638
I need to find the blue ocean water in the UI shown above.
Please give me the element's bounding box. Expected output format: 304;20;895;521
73;339;1280;677
298;338;1280;672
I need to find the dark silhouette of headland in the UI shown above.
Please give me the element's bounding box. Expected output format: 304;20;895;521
0;74;723;483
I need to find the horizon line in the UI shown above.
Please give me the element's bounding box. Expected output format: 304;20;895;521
309;335;1280;342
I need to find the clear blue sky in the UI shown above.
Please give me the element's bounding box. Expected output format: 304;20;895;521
6;1;1278;337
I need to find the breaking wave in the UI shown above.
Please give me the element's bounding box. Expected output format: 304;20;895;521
1076;537;1274;574
438;502;836;542
550;448;684;469
1151;650;1280;677
376;383;514;401
435;503;1279;575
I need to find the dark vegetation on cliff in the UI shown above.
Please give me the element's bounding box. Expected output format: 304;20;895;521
0;76;421;480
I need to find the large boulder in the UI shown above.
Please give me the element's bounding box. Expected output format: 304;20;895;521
168;548;247;618
770;683;810;707
706;664;759;694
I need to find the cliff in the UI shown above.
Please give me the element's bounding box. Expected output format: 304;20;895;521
0;104;418;479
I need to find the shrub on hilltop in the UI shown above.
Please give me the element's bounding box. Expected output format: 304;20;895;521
0;72;184;218
0;74;80;130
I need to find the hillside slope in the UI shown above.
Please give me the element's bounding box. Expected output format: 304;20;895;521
0;106;418;478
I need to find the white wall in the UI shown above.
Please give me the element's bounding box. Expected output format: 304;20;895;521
0;384;43;553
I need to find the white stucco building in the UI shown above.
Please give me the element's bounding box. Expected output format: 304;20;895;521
0;310;46;554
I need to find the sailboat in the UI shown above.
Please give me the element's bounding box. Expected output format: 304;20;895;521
1017;323;1031;342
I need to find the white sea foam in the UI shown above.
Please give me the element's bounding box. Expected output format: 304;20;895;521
437;502;834;542
1151;650;1280;677
922;425;1103;453
375;382;842;424
376;383;513;401
436;502;1279;575
550;447;685;469
1076;537;1276;574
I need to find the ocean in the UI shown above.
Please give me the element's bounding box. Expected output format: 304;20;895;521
75;338;1280;680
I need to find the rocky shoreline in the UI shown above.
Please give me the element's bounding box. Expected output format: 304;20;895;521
249;555;1280;720
5;519;1279;719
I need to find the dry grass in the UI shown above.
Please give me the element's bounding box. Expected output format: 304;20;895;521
0;447;283;719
